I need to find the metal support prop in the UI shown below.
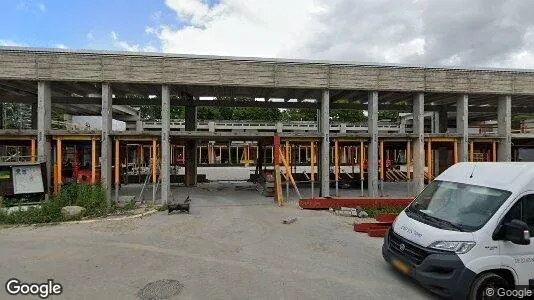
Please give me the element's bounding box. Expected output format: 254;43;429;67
91;137;96;183
492;142;497;162
469;142;474;162
114;139;120;203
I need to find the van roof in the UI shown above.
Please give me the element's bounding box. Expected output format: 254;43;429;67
436;162;534;192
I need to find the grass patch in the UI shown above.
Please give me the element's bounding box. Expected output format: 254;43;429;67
0;183;139;225
364;207;406;218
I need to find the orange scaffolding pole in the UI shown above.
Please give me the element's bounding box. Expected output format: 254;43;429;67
91;137;96;184
360;141;364;196
406;141;411;180
334;139;339;197
453;140;459;164
380;140;384;181
426;140;432;181
152;139;157;183
30;139;36;162
55;138;62;195
114;139;120;186
310;141;315;199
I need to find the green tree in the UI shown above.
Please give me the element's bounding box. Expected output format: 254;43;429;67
331;109;366;123
281;109;317;121
378;111;399;121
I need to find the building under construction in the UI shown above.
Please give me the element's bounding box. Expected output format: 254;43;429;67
1;46;534;204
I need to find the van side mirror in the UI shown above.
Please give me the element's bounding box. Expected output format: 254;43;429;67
503;219;531;245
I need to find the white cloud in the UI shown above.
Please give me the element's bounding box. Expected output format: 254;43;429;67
86;31;95;41
147;0;534;69
0;39;24;47
56;44;68;49
153;0;321;57
110;31;158;52
15;0;25;10
151;11;162;20
37;2;46;12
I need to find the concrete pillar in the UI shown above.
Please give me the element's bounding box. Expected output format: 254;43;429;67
276;122;283;133
136;120;143;132
456;94;469;162
185;105;197;186
367;91;379;197
101;83;113;202
37;82;52;198
319;90;330;197
340;123;347;133
208;121;215;132
413;93;425;194
399;119;406;134
498;95;512;161
161;85;170;204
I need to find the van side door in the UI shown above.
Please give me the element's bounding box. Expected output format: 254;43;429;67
498;194;534;286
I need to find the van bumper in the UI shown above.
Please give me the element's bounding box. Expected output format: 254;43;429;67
382;229;477;300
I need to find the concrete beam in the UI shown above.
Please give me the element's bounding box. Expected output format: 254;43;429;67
367;91;379;197
101;83;113;202
112;104;140;117
456;95;469;162
161;85;170;204
319;90;330;197
37;81;52;198
498;95;512;162
413;93;425;194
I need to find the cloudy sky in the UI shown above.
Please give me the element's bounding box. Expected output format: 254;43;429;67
1;0;534;69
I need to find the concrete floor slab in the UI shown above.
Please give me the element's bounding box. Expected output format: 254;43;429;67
0;187;433;299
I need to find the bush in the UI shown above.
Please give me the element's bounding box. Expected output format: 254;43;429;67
365;207;406;218
0;183;111;225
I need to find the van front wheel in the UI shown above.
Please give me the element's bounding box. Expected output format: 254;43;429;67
468;272;509;300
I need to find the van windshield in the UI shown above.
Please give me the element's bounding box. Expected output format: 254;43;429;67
407;180;512;232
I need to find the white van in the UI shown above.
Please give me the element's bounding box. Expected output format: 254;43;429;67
382;162;534;300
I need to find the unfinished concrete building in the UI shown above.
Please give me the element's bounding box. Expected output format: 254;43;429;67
1;47;534;203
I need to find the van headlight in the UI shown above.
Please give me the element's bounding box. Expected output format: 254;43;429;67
429;241;476;254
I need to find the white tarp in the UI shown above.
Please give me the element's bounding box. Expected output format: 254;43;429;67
12;165;44;194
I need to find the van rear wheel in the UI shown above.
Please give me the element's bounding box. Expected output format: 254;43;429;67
468;272;509;300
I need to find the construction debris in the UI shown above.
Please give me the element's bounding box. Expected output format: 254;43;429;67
282;217;297;224
330;207;369;218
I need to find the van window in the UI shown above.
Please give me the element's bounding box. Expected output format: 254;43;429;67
502;194;534;235
407;180;512;232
